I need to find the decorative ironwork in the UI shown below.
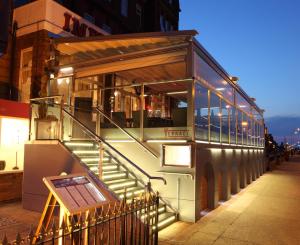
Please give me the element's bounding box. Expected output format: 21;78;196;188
1;192;159;245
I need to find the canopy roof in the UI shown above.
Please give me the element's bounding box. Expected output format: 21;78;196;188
54;30;263;115
55;30;197;67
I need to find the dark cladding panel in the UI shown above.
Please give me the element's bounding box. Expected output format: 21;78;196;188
0;0;10;56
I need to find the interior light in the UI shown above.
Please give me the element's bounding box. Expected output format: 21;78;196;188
66;78;70;84
147;140;187;143
59;67;74;74
226;105;230;109
166;91;188;95
242;121;248;127
57;78;63;85
216;87;225;91
114;91;119;96
239;105;247;108
50;73;55;79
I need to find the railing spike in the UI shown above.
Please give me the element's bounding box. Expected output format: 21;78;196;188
2;234;8;245
60;218;66;230
51;218;56;234
15;232;22;245
93;208;98;221
28;225;35;244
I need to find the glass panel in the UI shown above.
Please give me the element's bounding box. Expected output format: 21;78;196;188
143;80;191;140
242;113;248;145
248;116;252;146
210;92;221;142
194;53;234;103
195;82;209;141
236;93;252;115
221;100;229;143
98;84;142;140
230;106;236;144
237;110;243;144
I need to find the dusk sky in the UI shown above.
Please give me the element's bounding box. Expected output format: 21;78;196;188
180;0;300;118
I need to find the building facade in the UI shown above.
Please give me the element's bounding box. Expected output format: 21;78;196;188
0;0;180;101
22;31;265;227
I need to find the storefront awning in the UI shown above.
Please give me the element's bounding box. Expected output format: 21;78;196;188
54;30;198;78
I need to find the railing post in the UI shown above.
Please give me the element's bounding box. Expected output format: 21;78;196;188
140;84;145;142
29;103;33;141
59;96;64;141
154;193;159;245
98;141;104;179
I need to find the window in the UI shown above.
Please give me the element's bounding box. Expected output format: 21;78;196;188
210;92;221;142
194;53;234;103
83;13;95;24
160;15;165;31
102;23;112;34
237;110;243;144
136;4;142;28
242;113;248;145
230;106;236;144
19;48;33;103
195;83;209;141
121;0;128;17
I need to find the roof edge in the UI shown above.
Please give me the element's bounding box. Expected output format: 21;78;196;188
54;30;198;44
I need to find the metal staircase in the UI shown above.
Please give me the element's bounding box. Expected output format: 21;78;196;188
64;140;177;231
29;97;178;231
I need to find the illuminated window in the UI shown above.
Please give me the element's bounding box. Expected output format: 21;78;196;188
0;118;29;146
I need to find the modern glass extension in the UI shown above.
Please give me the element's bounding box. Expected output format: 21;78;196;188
40;30;264;148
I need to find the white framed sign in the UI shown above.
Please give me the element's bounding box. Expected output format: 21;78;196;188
162;144;192;167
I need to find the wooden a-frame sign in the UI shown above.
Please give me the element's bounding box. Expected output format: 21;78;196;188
33;173;110;244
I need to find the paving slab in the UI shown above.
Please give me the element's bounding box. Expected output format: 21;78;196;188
159;155;300;245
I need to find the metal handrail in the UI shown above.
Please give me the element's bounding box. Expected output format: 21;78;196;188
62;108;167;185
95;107;159;159
29;95;63;101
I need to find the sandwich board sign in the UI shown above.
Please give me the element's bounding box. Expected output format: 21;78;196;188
34;173;111;244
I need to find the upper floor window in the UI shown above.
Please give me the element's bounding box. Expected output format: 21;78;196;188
136;4;142;28
84;13;95;24
160;15;165;31
121;0;128;17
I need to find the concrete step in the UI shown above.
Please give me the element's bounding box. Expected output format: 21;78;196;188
155;212;177;231
105;178;137;190
102;171;127;181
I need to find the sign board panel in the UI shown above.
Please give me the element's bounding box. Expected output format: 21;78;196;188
162;144;192;167
43;174;109;215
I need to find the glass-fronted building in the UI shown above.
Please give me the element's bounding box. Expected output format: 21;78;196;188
25;30;265;223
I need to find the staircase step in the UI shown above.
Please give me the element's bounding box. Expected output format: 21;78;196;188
155;212;177;231
116;186;146;199
102;171;127;181
102;164;119;171
139;204;166;219
65;142;95;148
72;150;99;155
106;179;137;190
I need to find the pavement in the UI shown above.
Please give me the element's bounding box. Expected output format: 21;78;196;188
159;155;300;245
1;156;300;244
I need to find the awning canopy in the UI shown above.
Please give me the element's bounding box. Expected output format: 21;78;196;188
54;30;198;78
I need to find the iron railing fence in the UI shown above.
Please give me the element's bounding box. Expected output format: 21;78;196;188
1;193;159;245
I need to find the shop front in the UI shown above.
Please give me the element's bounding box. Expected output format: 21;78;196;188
25;30;265;222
